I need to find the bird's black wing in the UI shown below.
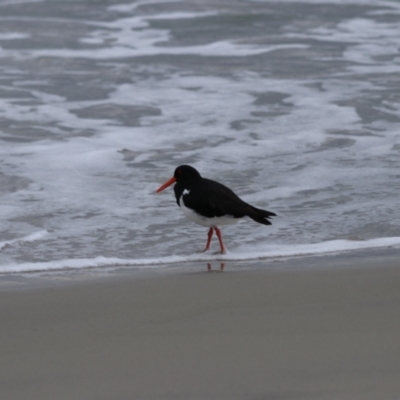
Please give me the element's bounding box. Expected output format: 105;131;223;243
182;179;250;219
183;178;276;225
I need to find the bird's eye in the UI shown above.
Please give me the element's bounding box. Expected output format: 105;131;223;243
177;169;182;175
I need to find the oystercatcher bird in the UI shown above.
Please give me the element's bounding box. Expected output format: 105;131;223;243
156;165;276;254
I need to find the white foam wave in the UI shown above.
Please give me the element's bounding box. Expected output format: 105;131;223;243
250;0;399;5
0;231;49;250
6;42;307;60
0;0;43;6
0;8;307;60
0;33;31;40
1;237;399;274
108;0;181;13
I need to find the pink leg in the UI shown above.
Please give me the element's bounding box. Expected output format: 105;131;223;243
214;227;227;254
203;227;214;252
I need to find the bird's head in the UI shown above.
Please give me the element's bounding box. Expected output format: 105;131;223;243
156;165;201;192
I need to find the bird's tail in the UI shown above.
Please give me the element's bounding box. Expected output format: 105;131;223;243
247;206;276;226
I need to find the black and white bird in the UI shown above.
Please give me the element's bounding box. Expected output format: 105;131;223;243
156;165;276;254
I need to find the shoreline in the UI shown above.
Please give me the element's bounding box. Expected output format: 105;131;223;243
1;246;399;292
1;248;399;399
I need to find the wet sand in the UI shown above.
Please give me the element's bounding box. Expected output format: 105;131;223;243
1;255;400;400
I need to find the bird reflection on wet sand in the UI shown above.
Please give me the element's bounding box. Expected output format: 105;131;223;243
207;262;225;272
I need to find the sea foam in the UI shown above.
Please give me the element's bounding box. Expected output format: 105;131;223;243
1;237;399;274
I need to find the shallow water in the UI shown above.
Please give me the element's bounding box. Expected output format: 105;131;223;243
1;0;400;272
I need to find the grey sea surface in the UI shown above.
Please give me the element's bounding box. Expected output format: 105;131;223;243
0;0;400;272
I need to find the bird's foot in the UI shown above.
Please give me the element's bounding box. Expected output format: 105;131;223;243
212;248;227;255
199;248;226;255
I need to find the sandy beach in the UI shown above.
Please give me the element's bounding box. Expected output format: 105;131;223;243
1;253;400;400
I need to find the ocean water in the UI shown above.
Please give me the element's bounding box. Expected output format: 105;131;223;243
1;0;400;273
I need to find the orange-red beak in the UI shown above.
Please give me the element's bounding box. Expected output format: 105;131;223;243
156;176;176;193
